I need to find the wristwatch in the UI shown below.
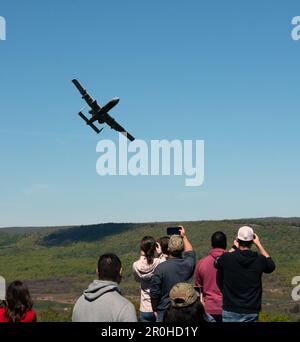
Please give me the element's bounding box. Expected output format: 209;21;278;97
231;245;238;250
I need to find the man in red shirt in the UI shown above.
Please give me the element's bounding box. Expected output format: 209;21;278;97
195;231;227;322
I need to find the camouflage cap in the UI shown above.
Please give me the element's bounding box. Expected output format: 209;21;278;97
168;235;184;253
169;283;198;308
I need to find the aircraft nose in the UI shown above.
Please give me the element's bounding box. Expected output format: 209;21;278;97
112;97;120;103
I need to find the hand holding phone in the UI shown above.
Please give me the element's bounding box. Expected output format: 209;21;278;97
253;233;261;246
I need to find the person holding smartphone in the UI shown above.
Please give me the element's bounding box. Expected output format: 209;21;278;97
133;236;166;322
156;236;170;261
150;226;196;322
215;226;275;322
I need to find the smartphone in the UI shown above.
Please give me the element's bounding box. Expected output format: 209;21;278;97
166;227;181;235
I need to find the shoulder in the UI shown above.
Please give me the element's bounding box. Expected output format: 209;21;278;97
0;307;8;322
155;259;169;271
133;257;143;269
183;251;196;260
196;255;211;269
23;310;37;322
257;254;273;264
74;294;85;304
198;254;210;264
132;260;139;271
115;292;135;310
215;251;232;265
158;254;168;262
155;256;166;265
221;251;234;259
73;294;86;311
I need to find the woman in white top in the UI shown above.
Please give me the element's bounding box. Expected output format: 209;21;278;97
133;236;165;322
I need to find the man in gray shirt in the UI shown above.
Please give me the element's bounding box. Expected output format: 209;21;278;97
72;253;137;322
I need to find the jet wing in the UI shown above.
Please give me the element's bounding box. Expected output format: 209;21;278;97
102;113;135;141
72;79;101;112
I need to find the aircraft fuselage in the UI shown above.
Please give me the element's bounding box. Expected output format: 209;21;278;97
87;98;120;125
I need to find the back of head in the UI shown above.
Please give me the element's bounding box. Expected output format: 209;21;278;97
98;253;122;283
158;236;170;255
237;226;254;248
211;231;227;249
165;283;206;323
168;235;184;257
238;239;253;248
164;301;207;323
140;236;156;264
5;280;33;322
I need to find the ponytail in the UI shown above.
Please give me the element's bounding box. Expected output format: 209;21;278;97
140;236;156;265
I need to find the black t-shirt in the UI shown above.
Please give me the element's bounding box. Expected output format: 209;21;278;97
215;249;275;314
150;251;196;312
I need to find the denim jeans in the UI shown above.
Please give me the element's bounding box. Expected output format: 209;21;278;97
209;314;222;322
139;312;156;323
222;310;259;322
156;310;166;322
206;313;217;322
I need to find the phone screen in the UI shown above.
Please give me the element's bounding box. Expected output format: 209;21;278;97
166;227;180;235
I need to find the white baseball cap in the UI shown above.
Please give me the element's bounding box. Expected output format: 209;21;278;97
237;226;254;242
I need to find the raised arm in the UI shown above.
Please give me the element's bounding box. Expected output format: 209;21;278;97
253;234;270;258
179;226;193;252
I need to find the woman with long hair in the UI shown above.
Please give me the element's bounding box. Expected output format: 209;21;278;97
133;236;165;322
0;280;37;322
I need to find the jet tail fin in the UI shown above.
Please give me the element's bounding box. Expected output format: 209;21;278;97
78;112;103;134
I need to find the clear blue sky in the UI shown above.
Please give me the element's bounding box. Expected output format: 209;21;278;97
0;0;300;227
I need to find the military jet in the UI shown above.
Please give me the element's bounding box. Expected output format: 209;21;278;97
72;79;135;141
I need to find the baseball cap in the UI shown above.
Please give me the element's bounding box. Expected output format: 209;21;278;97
168;235;184;253
170;283;198;308
237;226;254;242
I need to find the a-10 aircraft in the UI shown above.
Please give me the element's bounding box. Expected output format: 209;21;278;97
72;79;135;141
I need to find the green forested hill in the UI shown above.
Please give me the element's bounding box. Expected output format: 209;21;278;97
0;218;299;321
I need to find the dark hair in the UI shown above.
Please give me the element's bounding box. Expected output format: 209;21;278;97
211;231;227;249
158;236;170;255
141;236;156;264
164;301;207;323
98;253;122;282
5;281;33;322
238;239;253;248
